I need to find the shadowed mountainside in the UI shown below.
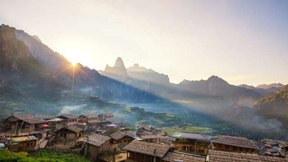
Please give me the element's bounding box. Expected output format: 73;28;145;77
254;85;288;128
15;29;163;103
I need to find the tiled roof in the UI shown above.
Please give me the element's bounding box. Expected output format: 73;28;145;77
86;134;111;147
212;136;259;150
110;131;134;140
104;113;114;117
209;150;288;162
140;135;166;140
13;114;46;124
79;114;98;119
66;126;82;133
123;140;170;158
173;133;212;141
38;115;55;120
162;152;206;162
58;115;77;119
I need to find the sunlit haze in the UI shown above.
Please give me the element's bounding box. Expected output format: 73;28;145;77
1;0;287;86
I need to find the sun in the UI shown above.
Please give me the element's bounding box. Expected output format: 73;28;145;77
72;61;78;66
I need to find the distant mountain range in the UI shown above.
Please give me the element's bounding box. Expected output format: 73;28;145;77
99;57;263;103
239;83;284;96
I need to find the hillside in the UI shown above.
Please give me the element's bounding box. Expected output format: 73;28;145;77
15;28;162;103
254;85;288;126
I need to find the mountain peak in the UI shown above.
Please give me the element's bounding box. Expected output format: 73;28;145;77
103;57;128;76
207;75;229;86
114;57;125;68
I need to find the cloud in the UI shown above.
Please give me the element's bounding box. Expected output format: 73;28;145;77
61;104;87;114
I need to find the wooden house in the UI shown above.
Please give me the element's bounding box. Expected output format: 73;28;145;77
211;136;259;154
54;126;83;148
104;113;114;120
78;114;99;130
140;135;167;144
162;152;206;162
5;114;47;133
84;133;118;161
8;135;37;151
208;150;288;162
137;126;161;136
46;117;65;130
110;131;134;148
172;133;212;155
123;140;170;162
57;115;78;127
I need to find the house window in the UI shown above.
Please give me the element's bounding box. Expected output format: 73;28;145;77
225;145;229;149
233;146;237;151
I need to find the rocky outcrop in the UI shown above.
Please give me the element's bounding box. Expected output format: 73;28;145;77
104;57;128;77
127;63;170;84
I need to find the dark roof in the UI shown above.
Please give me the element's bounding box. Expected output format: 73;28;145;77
212;136;259;150
12;114;46;124
38;115;55;120
86;134;111;147
104;113;114;117
79;114;98;119
110;131;134;140
106;118;122;124
173;133;212;141
58;115;77;119
55;126;82;133
140;135;166;140
123;140;170;158
162;152;206;162
209;150;288;162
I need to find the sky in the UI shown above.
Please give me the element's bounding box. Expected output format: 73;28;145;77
0;0;287;86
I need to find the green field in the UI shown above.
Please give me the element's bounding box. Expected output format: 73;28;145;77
162;125;214;136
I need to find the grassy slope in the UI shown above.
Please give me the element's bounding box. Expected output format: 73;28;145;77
0;149;91;162
254;85;288;125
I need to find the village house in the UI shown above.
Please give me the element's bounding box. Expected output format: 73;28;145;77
39;115;55;121
162;151;206;162
140;135;168;144
208;150;288;162
259;138;288;157
172;133;212;155
137;126;161;136
211;135;259;154
104;113;114;120
84;133;118;161
54;126;83;148
78;114;99;126
5;114;47;133
57;115;78;127
123;140;171;162
46;117;65;130
110;131;135;149
8;135;37;151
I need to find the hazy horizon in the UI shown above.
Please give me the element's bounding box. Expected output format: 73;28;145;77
1;0;287;86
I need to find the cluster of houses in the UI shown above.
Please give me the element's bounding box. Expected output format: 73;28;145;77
0;112;288;162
